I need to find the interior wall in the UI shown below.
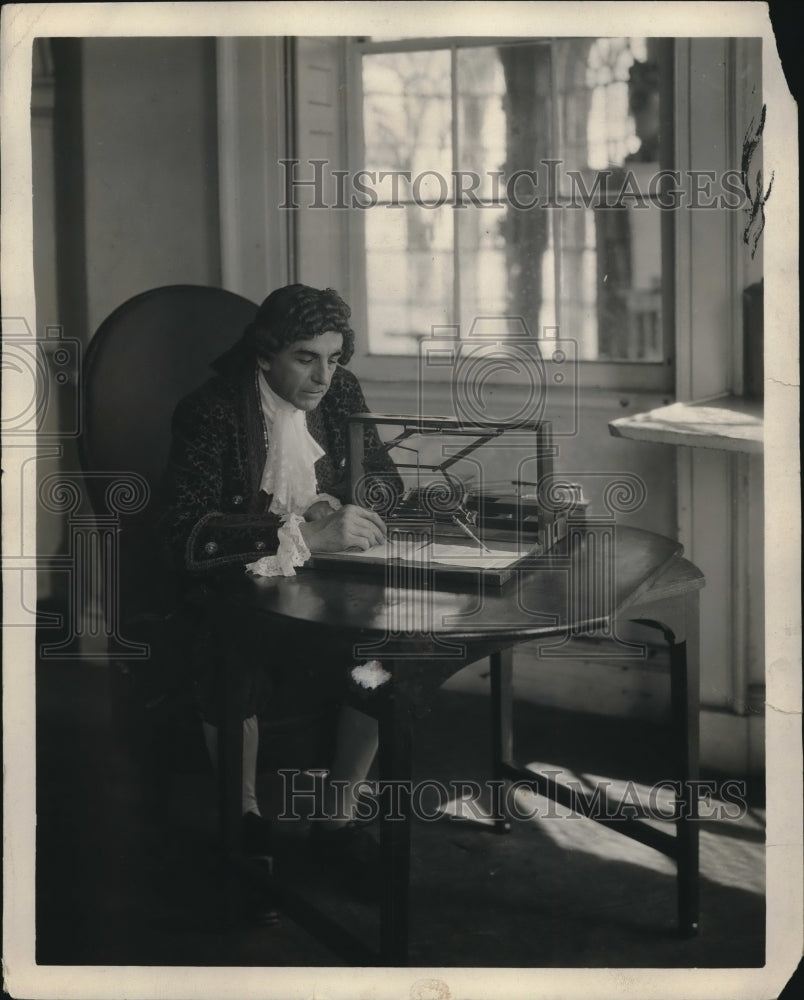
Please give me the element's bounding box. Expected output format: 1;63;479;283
672;39;765;773
38;37;224;637
32;42;61;598
32;48;58;337
79;36;222;337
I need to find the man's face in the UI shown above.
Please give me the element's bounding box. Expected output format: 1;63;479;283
258;330;344;411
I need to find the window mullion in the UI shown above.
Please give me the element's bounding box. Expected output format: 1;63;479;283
550;38;562;342
450;44;461;334
348;41;370;356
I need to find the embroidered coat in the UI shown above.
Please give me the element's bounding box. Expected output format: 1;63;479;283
159;347;401;723
162;349;401;576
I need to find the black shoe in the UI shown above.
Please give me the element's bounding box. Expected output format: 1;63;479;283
309;821;380;900
240;814;279;924
241;872;280;926
242;812;274;859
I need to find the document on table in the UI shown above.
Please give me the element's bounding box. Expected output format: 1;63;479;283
424;543;520;569
341;538;427;560
340;539;520;570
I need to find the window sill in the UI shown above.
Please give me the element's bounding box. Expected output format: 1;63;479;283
353;353;673;395
608;394;763;453
357;373;673;418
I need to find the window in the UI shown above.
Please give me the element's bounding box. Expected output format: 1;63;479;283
350;36;673;389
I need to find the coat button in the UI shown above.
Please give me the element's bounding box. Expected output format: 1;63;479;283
255;540;266;551
204;540;219;555
232;494;243;506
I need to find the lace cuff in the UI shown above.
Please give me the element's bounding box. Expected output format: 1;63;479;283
246;513;311;578
313;493;342;511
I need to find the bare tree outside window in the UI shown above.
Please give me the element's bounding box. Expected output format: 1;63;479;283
359;37;663;362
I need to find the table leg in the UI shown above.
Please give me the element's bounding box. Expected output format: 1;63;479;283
378;687;412;965
490;648;513;834
669;593;700;937
627;589;701;937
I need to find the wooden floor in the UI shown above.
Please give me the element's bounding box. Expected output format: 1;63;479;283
34;652;765;969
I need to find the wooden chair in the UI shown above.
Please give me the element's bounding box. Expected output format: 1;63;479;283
82;285;354;933
79;285;261;806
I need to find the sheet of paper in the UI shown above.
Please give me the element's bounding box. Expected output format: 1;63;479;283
337;539;518;569
425;543;521;570
339;538;427;560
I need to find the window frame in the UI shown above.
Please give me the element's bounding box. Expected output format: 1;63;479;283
344;34;676;394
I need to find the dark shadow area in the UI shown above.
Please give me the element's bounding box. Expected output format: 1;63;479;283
36;657;764;967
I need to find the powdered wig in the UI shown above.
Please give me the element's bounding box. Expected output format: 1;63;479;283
245;284;355;365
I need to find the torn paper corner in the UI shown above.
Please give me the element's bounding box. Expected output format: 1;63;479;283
351;659;391;690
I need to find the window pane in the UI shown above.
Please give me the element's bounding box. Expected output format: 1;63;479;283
457;204;556;335
365;204;453;354
553;38;664;360
359;38;666;363
455;43;556;335
559;203;663;361
456;42;553;200
556;37;657;176
362;50;451;180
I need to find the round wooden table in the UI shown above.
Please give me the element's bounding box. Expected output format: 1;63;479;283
214;525;704;964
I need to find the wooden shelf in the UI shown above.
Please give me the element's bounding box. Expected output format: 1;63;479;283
609;396;763;453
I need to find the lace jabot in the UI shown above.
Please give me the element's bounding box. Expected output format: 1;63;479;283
247;369;340;578
258;373;325;516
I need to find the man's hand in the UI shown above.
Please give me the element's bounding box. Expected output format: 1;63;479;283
304;499;336;522
299;504;386;553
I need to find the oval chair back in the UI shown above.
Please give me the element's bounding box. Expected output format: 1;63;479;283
81;284;258;516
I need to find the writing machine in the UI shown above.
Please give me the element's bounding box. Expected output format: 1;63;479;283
311;413;588;586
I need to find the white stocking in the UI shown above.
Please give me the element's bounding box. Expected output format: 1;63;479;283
319;704;379;829
202;716;261;816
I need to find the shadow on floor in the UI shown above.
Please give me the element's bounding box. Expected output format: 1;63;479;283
35;658;765;968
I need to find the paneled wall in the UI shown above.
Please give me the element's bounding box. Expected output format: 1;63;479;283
39;37;223;344
79;37;222;335
35;37;224;635
673;39;765;773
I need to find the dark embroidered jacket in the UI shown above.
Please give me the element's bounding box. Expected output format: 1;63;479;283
162;352;401;575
